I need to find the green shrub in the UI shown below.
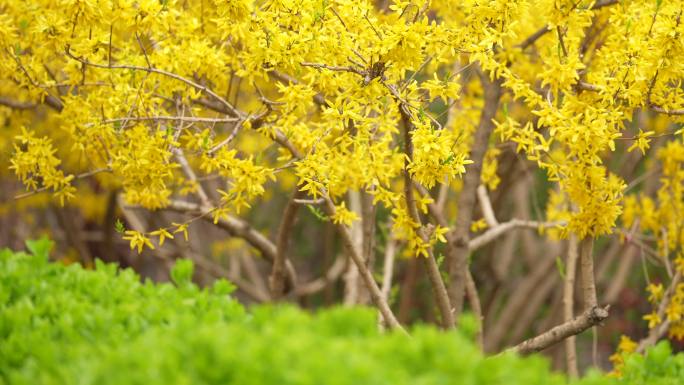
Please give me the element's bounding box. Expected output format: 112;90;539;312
1;239;682;385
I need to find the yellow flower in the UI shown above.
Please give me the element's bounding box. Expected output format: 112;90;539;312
122;230;155;254
150;228;174;247
647;283;664;304
330;202;359;226
643;311;662;329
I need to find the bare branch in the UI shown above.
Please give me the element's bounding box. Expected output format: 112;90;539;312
99;116;240;125
477;184;499;227
465;270;484;350
468;219;563;251
580;237;597;309
323;195;405;332
14;167;111;200
381;233;397;301
207;117;248;155
270;189;304;299
509;305;610;355
564;235;580;378
300;62;364;76
445;74;502;319
0;96;36;109
294;254;346;296
650;104;684;116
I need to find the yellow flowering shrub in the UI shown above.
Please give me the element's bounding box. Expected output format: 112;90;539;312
2;0;684;374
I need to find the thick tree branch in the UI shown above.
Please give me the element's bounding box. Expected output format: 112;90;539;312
510;305;610;355
580;237;597;309
563;235;580;378
446;75;502;319
468;219;563;251
270;189;304;299
0;96;36;110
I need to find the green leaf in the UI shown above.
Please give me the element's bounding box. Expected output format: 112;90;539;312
555;256;565;279
170;259;195;286
114;218;126;234
25;237;53;260
306;204;329;222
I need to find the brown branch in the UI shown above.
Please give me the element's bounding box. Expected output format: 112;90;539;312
189;248;270;302
300;62;364;76
400;97;454;329
576;81;684;115
485;252;555;352
9;51;65;112
510;305;610;355
270;189;304;300
0;96;36;110
469;219;563;251
293;254;346;296
446;75;502;319
580;237;597;309
323;195;405;332
650;104;684;116
64;46;242;118
563;235;580;378
477;185;499;227
161;201;281;276
14;167;111;200
207;117;248;155
99;116;240;125
465;270;484;350
517;0;618;50
381;233;398;301
415;180;562;253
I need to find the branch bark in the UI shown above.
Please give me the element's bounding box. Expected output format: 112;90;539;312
580;237;597;309
400;104;454;329
446;75;502;319
509;305;610;355
563;235;580;378
323;196;405;332
164;199;297;288
270;189;304;299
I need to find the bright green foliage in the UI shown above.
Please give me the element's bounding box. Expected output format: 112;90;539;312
1;242;683;385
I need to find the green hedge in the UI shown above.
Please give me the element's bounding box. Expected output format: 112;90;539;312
1;239;682;385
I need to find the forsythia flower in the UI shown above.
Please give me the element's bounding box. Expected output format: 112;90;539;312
330;202;358;226
122;230;155;254
647;283;665;304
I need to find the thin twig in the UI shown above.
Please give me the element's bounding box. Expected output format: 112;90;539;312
14;168;111;199
323;195;405;332
477;185;499;227
270;189;304;299
64;46;242;118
